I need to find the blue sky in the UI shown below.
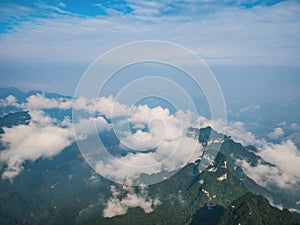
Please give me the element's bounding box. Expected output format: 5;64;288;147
0;0;300;96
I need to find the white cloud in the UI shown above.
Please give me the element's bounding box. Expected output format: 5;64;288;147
225;121;259;146
0;101;120;180
277;121;286;126
120;105;186;151
95;96;129;118
120;129;163;151
35;2;73;16
0;95;196;182
0;94;72;110
103;197;127;218
236;159;298;190
0;94;129;120
291;123;300;131
95;135;203;185
58;2;66;8
240;104;260;112
24;94;72;109
103;185;160;218
234;134;300;190
73;97;93;112
198;116;225;132
29;109;57;126
198;117;258;146
93;106;203;185
267;127;284;139
0;95;203;182
258;140;300;179
199;116;300;190
0;117;74;180
74;96;129;118
74;116;111;140
1;92;299;194
0;95;19;107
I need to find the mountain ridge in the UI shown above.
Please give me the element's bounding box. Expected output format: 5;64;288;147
0;92;299;224
219;192;300;225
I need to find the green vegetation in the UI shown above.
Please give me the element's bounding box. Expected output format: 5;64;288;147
0;112;299;225
218;192;300;225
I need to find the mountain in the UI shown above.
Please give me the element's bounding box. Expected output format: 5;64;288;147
84;127;300;225
220;135;299;209
0;100;299;224
0;87;70;116
218;192;300;225
0;87;26;100
0;142;114;225
0;87;68;100
93;151;248;225
0;111;31;129
0;111;31;150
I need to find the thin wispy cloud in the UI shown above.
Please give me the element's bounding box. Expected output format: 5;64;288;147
0;0;299;65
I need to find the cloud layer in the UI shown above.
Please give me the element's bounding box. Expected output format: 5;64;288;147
0;110;74;180
0;94;203;183
1;93;299;193
93;105;203;185
229;128;300;190
103;185;160;218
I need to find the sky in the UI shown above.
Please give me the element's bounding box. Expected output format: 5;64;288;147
0;0;300;97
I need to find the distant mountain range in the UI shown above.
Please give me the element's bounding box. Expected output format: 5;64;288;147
0;89;299;225
0;87;68;100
